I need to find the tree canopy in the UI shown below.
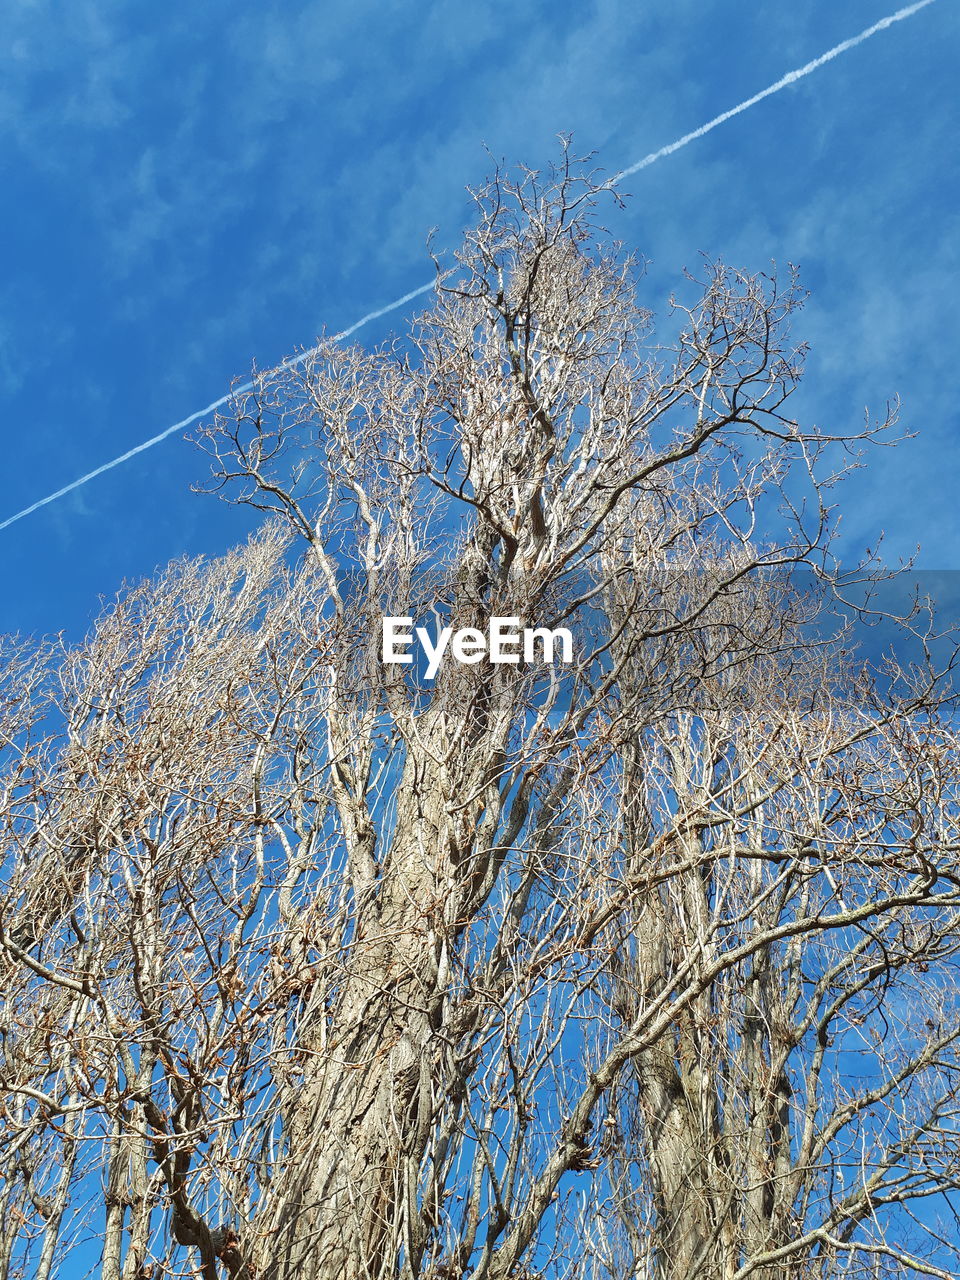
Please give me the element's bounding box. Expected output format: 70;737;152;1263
2;149;960;1280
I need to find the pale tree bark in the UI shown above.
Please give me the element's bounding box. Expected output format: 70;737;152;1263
2;147;959;1280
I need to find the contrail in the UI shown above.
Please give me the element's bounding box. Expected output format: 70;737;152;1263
0;0;937;535
0;281;438;533
609;0;937;185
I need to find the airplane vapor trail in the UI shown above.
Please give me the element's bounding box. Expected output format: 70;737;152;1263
609;0;937;184
0;282;437;533
0;0;937;534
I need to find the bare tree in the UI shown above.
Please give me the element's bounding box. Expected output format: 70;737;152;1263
3;147;960;1280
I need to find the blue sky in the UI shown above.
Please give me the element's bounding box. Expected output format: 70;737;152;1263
0;0;957;640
